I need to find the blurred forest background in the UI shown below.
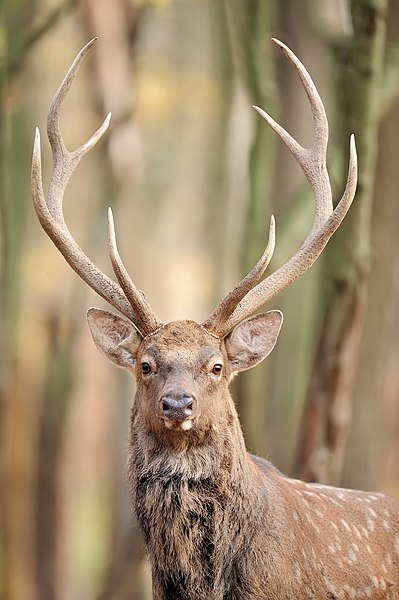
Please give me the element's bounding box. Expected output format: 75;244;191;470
1;0;399;598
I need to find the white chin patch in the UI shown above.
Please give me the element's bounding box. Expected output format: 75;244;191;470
162;419;193;431
181;420;193;431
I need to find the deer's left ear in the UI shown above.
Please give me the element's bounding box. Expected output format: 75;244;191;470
224;311;283;374
87;308;142;370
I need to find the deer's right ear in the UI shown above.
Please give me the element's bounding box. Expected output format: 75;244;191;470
86;308;142;370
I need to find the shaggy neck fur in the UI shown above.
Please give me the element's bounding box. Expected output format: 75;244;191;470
128;402;276;600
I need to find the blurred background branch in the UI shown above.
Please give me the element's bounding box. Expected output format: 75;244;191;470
5;0;79;85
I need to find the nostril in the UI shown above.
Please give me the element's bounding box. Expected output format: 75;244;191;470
160;392;195;421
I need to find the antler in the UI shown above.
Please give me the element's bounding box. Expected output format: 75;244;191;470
31;38;162;337
203;38;358;338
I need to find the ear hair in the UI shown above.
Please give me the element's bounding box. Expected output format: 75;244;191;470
224;311;283;374
86;308;142;370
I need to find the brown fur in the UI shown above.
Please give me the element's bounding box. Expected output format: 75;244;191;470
88;315;399;599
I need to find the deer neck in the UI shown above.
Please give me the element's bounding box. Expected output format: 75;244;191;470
128;395;255;488
128;402;270;600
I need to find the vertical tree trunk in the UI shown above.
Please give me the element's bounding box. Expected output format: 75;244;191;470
294;0;389;485
234;0;327;468
225;0;277;455
342;0;399;492
1;5;35;599
35;315;77;600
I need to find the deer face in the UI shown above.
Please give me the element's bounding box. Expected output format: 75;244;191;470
133;320;227;435
87;309;282;440
32;38;356;444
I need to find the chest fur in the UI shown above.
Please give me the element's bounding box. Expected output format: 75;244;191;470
137;477;223;570
134;473;258;599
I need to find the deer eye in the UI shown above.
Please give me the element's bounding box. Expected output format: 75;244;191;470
212;363;223;376
141;362;152;375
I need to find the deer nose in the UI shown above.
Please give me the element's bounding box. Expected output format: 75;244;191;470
160;390;195;422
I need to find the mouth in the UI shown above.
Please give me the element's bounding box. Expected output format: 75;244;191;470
161;417;194;432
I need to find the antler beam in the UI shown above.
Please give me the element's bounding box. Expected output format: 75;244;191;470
31;38;162;337
203;38;358;338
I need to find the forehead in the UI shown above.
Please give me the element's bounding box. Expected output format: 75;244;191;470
140;320;221;361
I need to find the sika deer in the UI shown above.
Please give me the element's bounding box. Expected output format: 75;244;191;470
32;38;399;600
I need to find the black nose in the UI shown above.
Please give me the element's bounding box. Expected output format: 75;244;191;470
160;390;194;421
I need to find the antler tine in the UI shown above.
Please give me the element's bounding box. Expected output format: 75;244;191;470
223;136;357;334
108;208;162;336
32;40;160;331
45;38;111;222
257;38;332;228
203;216;276;336
203;39;358;338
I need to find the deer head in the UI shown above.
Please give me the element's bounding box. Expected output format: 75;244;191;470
31;38;357;442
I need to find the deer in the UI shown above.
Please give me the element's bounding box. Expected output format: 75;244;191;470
31;38;399;600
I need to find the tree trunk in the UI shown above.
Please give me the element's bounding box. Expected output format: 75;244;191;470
226;0;277;456
1;4;36;599
35;314;77;600
294;0;389;485
342;0;399;493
